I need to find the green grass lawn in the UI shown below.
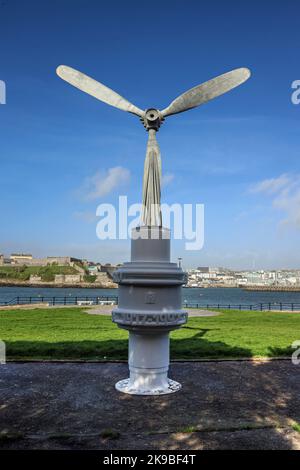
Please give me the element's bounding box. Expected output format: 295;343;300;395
0;307;299;360
0;265;78;282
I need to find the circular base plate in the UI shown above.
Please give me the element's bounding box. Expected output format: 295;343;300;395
115;378;181;395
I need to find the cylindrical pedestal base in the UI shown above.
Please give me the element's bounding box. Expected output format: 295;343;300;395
115;331;181;395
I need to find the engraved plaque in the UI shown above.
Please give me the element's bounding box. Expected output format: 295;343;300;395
145;291;156;304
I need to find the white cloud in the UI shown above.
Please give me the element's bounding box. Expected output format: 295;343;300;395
250;173;300;228
162;173;175;187
249;173;291;194
78;166;130;201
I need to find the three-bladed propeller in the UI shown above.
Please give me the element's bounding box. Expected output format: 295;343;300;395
56;65;251;121
56;65;251;226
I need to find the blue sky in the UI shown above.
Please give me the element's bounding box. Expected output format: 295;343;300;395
1;0;300;269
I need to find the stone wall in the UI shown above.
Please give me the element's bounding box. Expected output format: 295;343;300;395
12;256;72;266
54;274;83;284
29;275;42;283
47;257;72;265
12;258;48;266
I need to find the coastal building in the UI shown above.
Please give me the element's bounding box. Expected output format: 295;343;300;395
10;253;33;264
8;254;83;267
186;267;300;288
88;265;99;274
100;263;117;276
197;266;209;273
0;254;4;265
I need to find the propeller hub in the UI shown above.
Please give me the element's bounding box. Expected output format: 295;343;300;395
142;108;163;131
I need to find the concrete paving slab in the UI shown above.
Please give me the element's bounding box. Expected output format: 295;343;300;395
85;306;220;317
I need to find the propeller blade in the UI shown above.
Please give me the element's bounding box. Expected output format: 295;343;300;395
56;65;144;117
160;68;251;117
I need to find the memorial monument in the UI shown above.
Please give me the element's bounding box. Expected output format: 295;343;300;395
56;65;251;394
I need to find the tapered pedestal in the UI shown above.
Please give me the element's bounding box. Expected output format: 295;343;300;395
112;226;187;396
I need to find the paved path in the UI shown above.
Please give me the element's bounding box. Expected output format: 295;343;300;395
86;305;220;317
0;360;299;450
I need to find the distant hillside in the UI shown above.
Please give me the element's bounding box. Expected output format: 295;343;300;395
0;265;78;282
0;265;117;288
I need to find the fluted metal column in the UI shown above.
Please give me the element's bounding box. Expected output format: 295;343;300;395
141;129;162;227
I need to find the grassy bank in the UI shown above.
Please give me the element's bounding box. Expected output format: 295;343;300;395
0;308;299;360
0;265;78;282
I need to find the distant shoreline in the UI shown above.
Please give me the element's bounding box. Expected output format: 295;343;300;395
187;285;300;292
243;286;300;292
1;281;300;293
0;280;116;289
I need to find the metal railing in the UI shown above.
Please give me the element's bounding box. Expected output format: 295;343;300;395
0;297;300;311
183;302;300;311
0;295;118;306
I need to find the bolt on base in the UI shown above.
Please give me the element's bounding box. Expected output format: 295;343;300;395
115;378;181;396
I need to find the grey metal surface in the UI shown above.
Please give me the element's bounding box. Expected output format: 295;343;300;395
141;129;162;226
112;227;187;393
160;68;251;117
112;227;187;331
131;226;170;262
56;65;144;117
116;377;181;395
141;108;163;131
115;332;181;395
